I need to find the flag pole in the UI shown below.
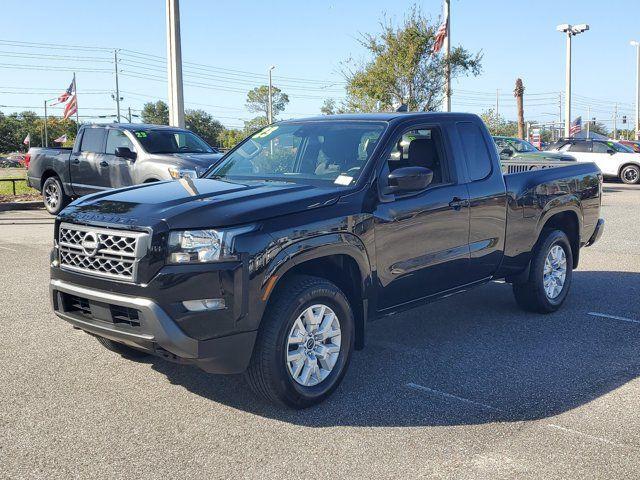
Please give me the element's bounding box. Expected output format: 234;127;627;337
444;0;451;112
74;72;79;129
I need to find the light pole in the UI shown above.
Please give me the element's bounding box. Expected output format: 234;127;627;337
557;23;589;138
632;40;640;140
166;0;185;127
268;65;275;124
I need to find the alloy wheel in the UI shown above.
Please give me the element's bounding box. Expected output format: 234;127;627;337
543;245;567;299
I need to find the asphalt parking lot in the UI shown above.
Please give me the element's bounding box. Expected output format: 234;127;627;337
1;183;639;479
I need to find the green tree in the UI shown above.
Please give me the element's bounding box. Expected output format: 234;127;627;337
480;109;518;137
243;116;269;134
321;98;337;115
141;100;169;125
587;121;609;137
246;85;289;123
343;6;482;112
185;109;224;147
218;129;246;149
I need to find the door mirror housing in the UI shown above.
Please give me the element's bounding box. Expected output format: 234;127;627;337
115;146;136;160
387;166;433;194
606;149;615;155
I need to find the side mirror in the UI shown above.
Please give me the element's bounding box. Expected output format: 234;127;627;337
500;148;514;157
606;149;615;155
115;146;136;160
387;166;433;194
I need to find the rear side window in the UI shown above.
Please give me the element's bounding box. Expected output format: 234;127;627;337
80;128;106;153
456;122;492;181
592;142;611;153
569;141;591;153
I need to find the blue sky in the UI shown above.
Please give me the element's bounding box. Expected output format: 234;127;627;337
0;0;638;130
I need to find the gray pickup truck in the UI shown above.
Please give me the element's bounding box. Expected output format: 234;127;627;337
26;123;223;214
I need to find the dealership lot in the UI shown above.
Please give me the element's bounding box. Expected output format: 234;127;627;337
1;184;639;479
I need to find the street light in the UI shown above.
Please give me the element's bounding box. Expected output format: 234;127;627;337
268;65;276;124
557;23;589;138
632;41;640;140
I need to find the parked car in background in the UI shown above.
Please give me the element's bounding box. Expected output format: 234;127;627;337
50;112;603;408
0;152;25;168
26;123;223;214
493;136;575;162
547;138;640;184
619;139;640;153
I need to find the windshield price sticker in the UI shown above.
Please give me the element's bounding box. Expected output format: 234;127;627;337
135;131;148;138
253;126;279;139
334;175;354;186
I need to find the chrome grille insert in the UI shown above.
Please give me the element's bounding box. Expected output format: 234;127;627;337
58;223;149;282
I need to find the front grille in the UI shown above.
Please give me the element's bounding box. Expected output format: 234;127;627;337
61;292;141;327
58;223;149;282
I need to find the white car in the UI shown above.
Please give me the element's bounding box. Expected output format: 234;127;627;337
548;139;640;184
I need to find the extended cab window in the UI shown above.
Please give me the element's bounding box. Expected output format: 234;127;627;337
106;130;135;155
79;128;106;153
457;122;492;181
386;128;446;184
209;122;386;187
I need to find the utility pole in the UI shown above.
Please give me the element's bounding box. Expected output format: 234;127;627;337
268;65;275;124
558;92;563;140
114;49;121;123
557;23;589;137
586;106;590;139
613;103;618;140
166;0;185;127
128;106;132;123
495;89;499;120
632;41;640;140
43;100;48;147
443;0;451;112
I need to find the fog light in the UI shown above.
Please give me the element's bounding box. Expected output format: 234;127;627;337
183;298;226;312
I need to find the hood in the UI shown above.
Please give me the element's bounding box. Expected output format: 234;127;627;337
59;178;340;230
514;151;575;162
148;152;224;174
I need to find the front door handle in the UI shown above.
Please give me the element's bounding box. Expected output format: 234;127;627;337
99;161;109;167
449;197;469;210
71;158;80;164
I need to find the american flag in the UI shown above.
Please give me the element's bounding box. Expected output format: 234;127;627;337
53;134;68;143
569;116;582;136
55;78;75;105
432;16;448;54
63;94;78;120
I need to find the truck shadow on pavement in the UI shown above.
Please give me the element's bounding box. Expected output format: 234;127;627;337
150;270;640;427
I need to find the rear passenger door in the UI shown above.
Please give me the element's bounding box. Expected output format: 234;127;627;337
69;127;107;195
104;129;136;188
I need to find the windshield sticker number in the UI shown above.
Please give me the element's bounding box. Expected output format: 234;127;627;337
253;126;279;139
334;175;353;186
135;131;148;138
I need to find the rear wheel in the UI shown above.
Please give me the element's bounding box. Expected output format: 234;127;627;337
245;275;354;409
620;165;640;184
512;229;573;313
42;176;70;214
95;336;150;359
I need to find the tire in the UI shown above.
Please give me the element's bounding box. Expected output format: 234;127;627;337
512;229;573;313
95;336;150;359
620;164;640;185
245;275;355;409
42;176;70;215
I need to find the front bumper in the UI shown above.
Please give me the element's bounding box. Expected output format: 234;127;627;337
50;279;257;374
585;218;605;247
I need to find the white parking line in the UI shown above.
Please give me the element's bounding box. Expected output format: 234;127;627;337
406;383;504;413
0;244;17;252
588;312;640;325
546;423;632;449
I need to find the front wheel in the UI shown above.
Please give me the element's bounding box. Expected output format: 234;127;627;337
512;229;573;313
620;165;640;185
245;275;355;409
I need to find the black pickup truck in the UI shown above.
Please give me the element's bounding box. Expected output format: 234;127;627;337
50;113;604;408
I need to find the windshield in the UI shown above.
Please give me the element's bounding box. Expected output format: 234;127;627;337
134;130;214;154
609;141;634;153
208;121;386;187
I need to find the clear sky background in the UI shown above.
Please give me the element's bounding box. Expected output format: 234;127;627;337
0;0;638;130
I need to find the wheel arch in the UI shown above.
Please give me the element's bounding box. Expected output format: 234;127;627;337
537;208;580;268
260;233;373;350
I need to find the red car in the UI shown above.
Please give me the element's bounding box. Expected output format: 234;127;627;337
619;140;640;153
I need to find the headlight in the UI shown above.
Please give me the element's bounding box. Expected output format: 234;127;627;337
168;167;198;180
166;227;252;264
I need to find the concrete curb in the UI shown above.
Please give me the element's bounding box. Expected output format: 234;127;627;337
0;201;44;212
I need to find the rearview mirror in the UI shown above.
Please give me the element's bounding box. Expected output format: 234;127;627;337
387;166;433;194
115;146;136;160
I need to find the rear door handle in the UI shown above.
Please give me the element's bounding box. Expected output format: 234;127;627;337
99;161;109;167
449;197;469;210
